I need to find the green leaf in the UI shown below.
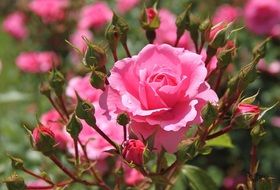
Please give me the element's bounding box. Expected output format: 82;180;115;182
206;134;234;148
182;165;218;190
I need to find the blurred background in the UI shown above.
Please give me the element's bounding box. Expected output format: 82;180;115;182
0;0;279;189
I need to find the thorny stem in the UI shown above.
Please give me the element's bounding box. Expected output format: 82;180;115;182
249;144;258;189
74;139;79;167
22;167;54;185
49;155;96;186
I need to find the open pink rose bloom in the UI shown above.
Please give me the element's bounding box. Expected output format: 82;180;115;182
102;44;218;153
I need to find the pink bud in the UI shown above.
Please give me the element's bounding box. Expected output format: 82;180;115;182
235;103;260;119
146;8;157;23
122;139;145;165
32;124;55;145
208;22;227;42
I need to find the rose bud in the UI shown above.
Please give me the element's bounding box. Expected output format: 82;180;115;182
235;103;261;122
122;139;145;165
32;124;56;155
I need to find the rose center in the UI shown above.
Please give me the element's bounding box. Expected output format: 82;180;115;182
148;73;177;86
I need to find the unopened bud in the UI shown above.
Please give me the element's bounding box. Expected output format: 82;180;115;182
202;102;218;127
199;18;211;41
112;13;129;45
140;7;160;31
253;38;269;60
32;124;56;155
176;5;191;38
49;69;65;96
67;114;82;140
5;173;26;190
209;22;231;49
83;43;107;69
39;82;51;98
117;113;130;126
90;70;106;90
250;124;266;145
235;103;260;126
217;47;234;69
122;139;145;165
105;24;120;52
75;92;96;126
8;155;24;170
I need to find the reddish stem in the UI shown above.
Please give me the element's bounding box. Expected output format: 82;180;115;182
112;49;118;62
206;124;233;140
74;139;79;167
58;95;69;119
22;168;53;185
122;42;131;58
47;96;67;123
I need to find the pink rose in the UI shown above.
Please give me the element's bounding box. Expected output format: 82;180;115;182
29;0;68;23
101;44;218;152
244;0;280;35
33;124;55;145
2;11;28;40
257;59;280;76
213;4;239;24
78;2;112;29
66;75;103;103
116;0;140;14
123;165;145;185
154;9;193;50
122;139;145;165
40;109;69;149
16;51;60;73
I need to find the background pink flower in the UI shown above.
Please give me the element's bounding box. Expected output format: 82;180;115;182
116;0;140;14
66;75;103;103
29;0;69;23
67;104;123;160
257;59;280;76
154;9;193;50
244;0;280;35
66;77;123;160
78;2;112;29
213;4;239;24
123;165;145;185
102;44;218;152
2;11;28;40
16;51;60;73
